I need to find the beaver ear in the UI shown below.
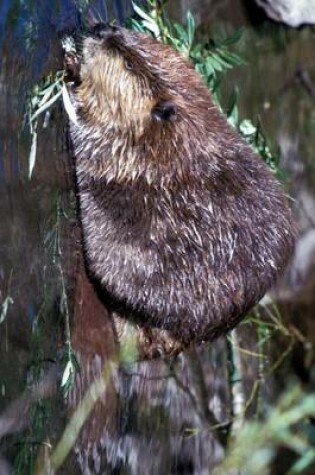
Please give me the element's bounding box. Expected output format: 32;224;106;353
151;101;177;122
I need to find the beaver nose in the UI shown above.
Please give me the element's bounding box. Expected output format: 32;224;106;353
89;23;121;40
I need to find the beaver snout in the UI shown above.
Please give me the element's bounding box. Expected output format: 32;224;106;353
88;23;122;41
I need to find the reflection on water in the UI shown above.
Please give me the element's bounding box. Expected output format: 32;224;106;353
1;1;315;474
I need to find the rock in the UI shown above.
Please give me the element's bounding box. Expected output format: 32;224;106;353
255;0;315;27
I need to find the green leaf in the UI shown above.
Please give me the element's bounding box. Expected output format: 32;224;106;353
141;19;160;37
61;360;75;388
173;22;188;43
205;58;215;76
132;2;154;23
29;127;38;179
215;52;234;69
131;2;160;37
227;87;239;127
62;83;78;126
290;449;315;473
224;51;245;66
208;54;223;72
30;88;62;123
129;18;146;33
195;63;204;76
221;27;244;46
0;296;14;324
239;119;257;136
186;10;195;47
36;82;59;107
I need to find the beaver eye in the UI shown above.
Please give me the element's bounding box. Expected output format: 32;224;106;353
152;101;177;122
125;60;133;70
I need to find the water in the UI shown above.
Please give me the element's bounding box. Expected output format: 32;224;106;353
0;1;315;474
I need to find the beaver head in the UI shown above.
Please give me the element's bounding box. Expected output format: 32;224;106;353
71;24;207;128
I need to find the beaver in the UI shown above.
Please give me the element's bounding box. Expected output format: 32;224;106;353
65;24;295;347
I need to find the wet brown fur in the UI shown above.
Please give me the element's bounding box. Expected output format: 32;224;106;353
67;26;296;346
